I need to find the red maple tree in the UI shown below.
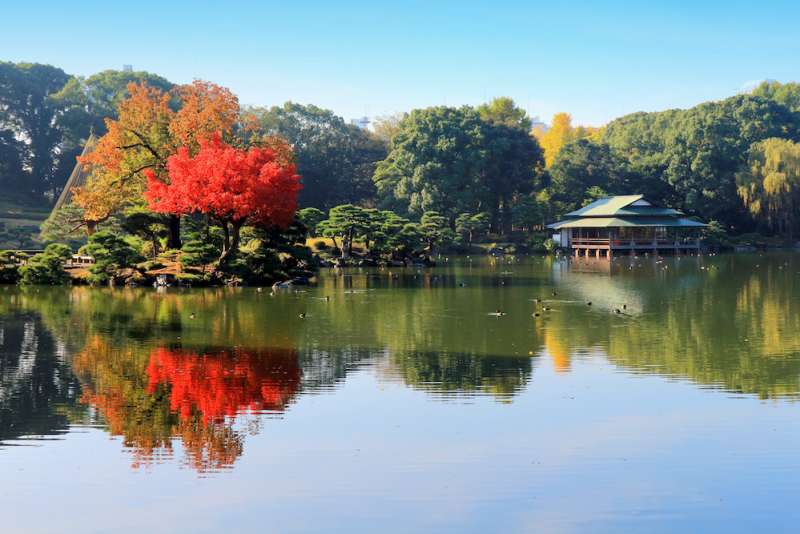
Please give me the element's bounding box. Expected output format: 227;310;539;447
145;133;302;261
78;80;241;248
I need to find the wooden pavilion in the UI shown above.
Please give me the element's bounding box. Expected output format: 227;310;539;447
547;195;706;258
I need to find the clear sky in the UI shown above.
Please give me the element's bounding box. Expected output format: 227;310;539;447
2;0;798;126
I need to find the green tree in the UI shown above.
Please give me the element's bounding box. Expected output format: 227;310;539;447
603;94;800;230
511;195;546;231
455;212;491;243
419;211;453;251
481;119;544;232
374;106;490;221
751;80;800;112
0;250;20;283
374;104;542;232
80;231;143;285
120;206;169;259
297;207;326;237
393;223;423;255
547;140;631;214
477;96;533;131
372;211;410;253
18;244;72;285
50;69;174;142
0;62;72;198
180;235;218;275
318;204;371;258
250;103;386;208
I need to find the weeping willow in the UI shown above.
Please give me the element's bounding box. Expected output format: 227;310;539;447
737;138;800;237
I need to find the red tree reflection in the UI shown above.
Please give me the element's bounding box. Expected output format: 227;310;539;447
147;347;301;424
75;340;301;472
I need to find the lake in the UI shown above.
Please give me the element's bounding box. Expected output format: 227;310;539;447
1;253;800;533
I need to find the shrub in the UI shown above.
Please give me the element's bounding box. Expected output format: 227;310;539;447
80;231;144;285
176;272;202;285
527;233;554;254
181;236;218;273
702;220;732;249
18;244;72;285
0;251;20;284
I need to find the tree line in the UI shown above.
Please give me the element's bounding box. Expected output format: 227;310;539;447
3;60;800;240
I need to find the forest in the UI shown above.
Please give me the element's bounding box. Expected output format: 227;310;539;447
2;60;800;283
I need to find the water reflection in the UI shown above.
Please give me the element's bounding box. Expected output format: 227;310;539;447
386;351;533;401
1;253;800;473
0;309;84;443
547;253;800;398
74;341;300;472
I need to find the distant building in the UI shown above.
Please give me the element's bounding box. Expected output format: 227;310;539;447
350;117;370;130
122;64;133;72
547;195;706;258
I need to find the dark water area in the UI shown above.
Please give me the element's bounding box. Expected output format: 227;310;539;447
1;253;800;533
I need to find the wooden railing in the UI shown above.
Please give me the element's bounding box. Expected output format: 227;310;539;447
571;238;700;248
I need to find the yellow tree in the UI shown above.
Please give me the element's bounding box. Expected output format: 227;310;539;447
737;137;800;238
70;168;141;234
533;112;602;166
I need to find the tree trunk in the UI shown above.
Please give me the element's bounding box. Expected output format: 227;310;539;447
219;220;243;264
501;196;513;235
342;229;353;259
490;206;500;234
167;215;182;250
222;223;231;255
347;228;354;257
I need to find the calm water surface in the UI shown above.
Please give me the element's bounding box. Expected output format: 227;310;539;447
2;254;800;533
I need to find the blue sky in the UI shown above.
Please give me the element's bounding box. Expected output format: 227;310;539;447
2;0;798;125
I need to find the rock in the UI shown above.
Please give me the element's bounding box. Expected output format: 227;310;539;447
272;280;293;290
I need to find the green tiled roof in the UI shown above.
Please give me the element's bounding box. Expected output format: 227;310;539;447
564;195;645;217
548;216;706;229
548;195;706;229
613;206;683;216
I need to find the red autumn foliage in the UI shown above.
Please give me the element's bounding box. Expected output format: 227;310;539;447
144;133;302;229
146;346;301;425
